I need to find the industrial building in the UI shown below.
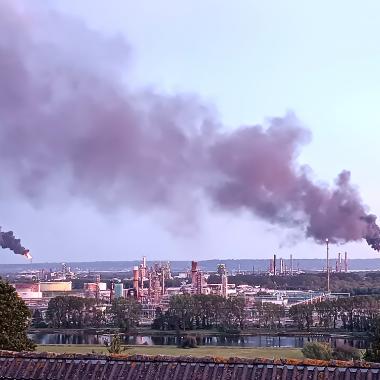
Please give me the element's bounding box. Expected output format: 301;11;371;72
11;254;351;325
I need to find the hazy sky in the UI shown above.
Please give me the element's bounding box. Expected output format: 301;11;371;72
2;1;380;263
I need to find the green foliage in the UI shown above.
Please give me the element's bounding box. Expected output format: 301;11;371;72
254;303;285;329
289;304;313;331
364;346;380;363
301;342;333;360
181;335;197;349
111;297;142;331
46;296;100;328
152;294;247;332
106;334;126;354
0;279;36;351
289;295;380;332
333;344;361;361
31;309;47;328
364;316;380;362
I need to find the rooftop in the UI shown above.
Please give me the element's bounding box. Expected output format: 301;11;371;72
0;350;379;379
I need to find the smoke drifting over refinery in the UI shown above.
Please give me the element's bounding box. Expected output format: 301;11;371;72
0;228;30;258
0;1;379;252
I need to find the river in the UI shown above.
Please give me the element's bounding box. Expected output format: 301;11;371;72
28;332;369;348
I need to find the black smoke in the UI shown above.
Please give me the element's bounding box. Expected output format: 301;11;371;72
0;228;28;256
0;2;379;251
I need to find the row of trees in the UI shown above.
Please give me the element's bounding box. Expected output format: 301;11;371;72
152;294;246;332
44;296;142;331
41;294;380;334
289;296;380;332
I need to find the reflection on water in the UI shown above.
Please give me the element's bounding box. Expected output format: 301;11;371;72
28;332;369;348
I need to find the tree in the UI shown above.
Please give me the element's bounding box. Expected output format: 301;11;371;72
289;304;313;331
302;342;333;360
219;297;246;333
31;309;47;328
333;344;361;361
152;307;165;330
181;335;197;348
0;279;36;351
167;294;195;331
364;316;380;362
254;303;285;329
106;334;126;354
46;296;98;328
111;297;142;331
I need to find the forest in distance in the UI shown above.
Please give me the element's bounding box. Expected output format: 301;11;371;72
4;258;380;273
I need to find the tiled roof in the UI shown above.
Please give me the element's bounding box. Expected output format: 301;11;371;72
0;350;379;379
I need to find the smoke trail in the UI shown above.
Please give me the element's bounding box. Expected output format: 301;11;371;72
0;2;379;250
0;228;29;256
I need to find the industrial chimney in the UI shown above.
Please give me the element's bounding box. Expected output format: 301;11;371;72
191;261;198;286
344;252;348;272
133;266;139;298
290;254;294;276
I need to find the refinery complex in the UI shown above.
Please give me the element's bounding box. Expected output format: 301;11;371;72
7;253;351;325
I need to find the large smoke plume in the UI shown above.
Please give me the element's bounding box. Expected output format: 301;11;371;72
0;1;379;251
0;228;29;257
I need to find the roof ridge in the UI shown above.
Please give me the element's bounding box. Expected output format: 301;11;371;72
0;350;378;369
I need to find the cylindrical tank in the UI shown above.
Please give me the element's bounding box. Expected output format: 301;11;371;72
84;282;107;292
133;266;139;296
39;282;72;292
114;283;124;298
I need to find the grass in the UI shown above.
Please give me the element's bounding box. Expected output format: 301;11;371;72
36;344;304;359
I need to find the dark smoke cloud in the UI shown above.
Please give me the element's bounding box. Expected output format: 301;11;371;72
0;1;379;250
0;228;28;256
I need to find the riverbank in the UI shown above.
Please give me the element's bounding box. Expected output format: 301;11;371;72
29;327;363;339
36;344;304;359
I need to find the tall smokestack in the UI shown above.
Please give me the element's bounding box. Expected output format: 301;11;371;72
338;252;342;272
273;254;277;276
133;266;139;297
269;258;274;274
141;256;147;279
161;270;165;296
344;252;348;272
290;254;294;276
191;261;198;286
326;238;330;293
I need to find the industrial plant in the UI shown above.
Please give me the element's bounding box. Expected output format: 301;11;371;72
7;252;351;326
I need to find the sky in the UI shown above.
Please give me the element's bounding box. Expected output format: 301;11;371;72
2;1;380;263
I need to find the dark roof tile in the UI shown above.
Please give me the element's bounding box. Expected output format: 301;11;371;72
1;351;380;380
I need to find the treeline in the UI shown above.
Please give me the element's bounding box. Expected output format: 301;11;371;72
152;294;246;333
35;296;142;331
289;295;380;332
208;272;380;294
